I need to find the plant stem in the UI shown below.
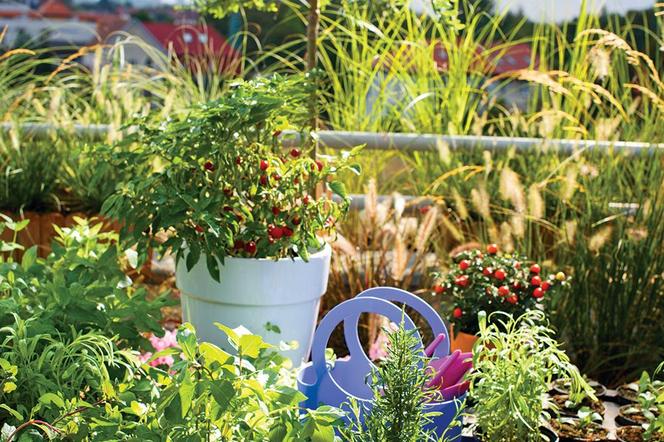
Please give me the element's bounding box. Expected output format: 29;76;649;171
306;0;319;142
7;420;62;442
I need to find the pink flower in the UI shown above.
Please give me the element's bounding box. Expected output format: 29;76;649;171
369;331;390;361
140;329;179;367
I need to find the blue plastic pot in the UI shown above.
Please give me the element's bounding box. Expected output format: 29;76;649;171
297;287;465;439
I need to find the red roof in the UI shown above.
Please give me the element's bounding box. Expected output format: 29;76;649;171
38;0;72;18
433;42;537;75
142;22;239;60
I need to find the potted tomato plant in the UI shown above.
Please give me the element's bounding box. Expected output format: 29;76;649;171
102;76;360;363
433;244;568;352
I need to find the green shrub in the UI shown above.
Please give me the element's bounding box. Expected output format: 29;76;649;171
469;310;594;442
102;75;360;279
1;323;344;441
0;135;62;212
0;217;172;350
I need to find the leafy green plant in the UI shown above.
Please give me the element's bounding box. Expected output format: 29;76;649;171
191;0;278;17
469;310;594;442
0;314;135;424
0;134;63;212
3;322;344;441
102;75;361;279
341;320;442;442
434;244;568;335
0;218;171;350
639;362;664;440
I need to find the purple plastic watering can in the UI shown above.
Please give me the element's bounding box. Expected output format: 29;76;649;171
297;287;466;439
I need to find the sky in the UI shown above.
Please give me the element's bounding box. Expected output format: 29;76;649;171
493;0;656;22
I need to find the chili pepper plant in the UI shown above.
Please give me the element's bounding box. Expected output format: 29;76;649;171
102;75;361;280
433;244;569;335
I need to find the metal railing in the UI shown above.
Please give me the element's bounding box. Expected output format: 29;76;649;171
1;122;658;212
3;122;664;154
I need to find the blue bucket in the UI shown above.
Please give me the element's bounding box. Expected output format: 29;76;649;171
297;287;466;439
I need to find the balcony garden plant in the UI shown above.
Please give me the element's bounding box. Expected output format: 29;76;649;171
550;407;608;441
615;362;664;442
102;75;361;363
468;310;594;442
433;244;568;352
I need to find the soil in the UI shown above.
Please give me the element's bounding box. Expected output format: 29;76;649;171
616;426;644;442
550;418;609;441
616;426;664;442
551;394;606;417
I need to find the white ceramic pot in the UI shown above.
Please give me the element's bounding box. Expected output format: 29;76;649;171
175;244;331;365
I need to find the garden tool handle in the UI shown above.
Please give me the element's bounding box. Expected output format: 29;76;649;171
343;287;450;363
311;296;421;383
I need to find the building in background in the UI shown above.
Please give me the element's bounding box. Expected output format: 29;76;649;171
0;0;239;74
116;20;240;73
0;0;127;49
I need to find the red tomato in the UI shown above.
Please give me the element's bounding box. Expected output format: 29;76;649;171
244;241;257;255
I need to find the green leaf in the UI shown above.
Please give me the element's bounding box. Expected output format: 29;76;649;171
186;244;201;272
179;371;195;417
209;380;235;413
14;219;29;232
2;381;16;393
177;324;199;361
328;181;347;199
39;392;65;408
21;246;38;270
0;403;23;421
206;254;220;282
268;385;306;406
200;342;232;366
238;334;270;359
214;322;241;347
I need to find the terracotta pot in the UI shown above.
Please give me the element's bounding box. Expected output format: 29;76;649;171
449;324;477;353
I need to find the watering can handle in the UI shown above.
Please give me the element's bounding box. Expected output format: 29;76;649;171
343;287;450;362
310;297;422;381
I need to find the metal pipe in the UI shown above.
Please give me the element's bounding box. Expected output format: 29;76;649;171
3;123;663;154
297;130;664;154
0;122;111;140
